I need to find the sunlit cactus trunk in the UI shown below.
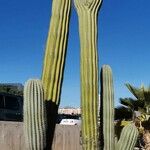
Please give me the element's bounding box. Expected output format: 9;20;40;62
42;0;71;104
100;65;115;150
24;79;47;150
74;0;102;149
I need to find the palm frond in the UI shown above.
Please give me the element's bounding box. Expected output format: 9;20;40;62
120;98;135;108
125;83;144;100
120;97;144;111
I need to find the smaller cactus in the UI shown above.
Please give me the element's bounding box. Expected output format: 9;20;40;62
100;65;139;150
24;79;47;150
100;65;115;150
116;123;139;150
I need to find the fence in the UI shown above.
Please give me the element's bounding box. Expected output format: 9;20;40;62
0;121;81;150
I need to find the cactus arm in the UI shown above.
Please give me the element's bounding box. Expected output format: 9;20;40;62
101;65;115;150
116;123;139;150
74;0;102;149
24;79;47;150
42;0;71;105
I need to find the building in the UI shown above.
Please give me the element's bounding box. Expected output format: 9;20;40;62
58;107;81;115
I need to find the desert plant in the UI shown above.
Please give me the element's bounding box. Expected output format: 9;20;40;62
42;0;71;105
120;97;144;112
126;83;150;114
116;123;139;150
125;83;150;149
24;79;47;150
100;65;139;150
74;0;102;149
100;65;115;150
41;1;71;149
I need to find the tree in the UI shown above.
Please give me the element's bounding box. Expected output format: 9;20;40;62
119;97;144;119
125;83;150;149
0;83;23;96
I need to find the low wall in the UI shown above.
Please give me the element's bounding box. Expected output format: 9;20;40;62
0;121;81;150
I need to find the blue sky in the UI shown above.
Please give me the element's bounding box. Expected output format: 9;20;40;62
0;0;150;107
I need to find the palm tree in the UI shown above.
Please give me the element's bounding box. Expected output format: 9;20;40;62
125;83;150;149
119;97;144;119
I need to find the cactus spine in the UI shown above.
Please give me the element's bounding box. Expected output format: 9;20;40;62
100;65;115;150
24;79;47;150
74;0;102;149
42;0;71;104
116;123;139;150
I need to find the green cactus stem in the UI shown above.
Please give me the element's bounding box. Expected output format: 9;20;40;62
24;79;47;150
100;65;115;150
42;0;71;104
116;123;139;150
74;0;102;149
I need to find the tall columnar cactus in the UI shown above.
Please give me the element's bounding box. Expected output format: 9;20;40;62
100;65;115;150
116;123;139;150
42;0;71;105
24;79;47;150
74;0;102;149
